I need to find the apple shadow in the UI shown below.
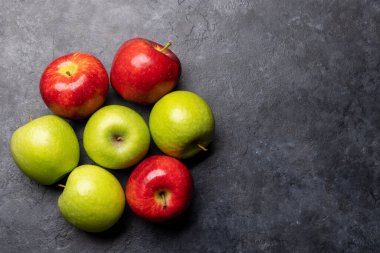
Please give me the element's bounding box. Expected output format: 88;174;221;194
50;175;70;190
104;88;152;122
145;133;216;171
182;142;215;170
148;199;197;234
146;137;166;157
66;116;89;140
111;168;133;189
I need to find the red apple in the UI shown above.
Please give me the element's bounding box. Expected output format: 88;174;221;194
111;38;181;104
40;52;109;119
126;155;193;222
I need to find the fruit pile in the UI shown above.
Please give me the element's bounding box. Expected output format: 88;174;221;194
10;38;215;232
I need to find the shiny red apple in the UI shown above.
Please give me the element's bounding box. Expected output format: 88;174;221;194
40;52;109;119
111;38;181;105
126;155;193;222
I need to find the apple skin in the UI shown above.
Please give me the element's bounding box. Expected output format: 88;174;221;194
149;91;215;159
83;105;150;169
40;52;109;120
10;115;79;185
126;155;193;222
111;38;181;105
58;165;125;232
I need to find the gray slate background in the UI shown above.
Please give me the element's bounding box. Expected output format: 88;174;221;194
1;0;380;252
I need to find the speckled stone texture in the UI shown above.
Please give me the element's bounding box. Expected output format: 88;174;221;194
1;0;380;252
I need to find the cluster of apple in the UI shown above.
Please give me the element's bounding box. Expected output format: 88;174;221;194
10;38;215;232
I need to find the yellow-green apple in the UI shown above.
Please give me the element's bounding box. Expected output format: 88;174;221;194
40;52;109;119
10;115;79;185
126;155;193;222
83;105;150;169
58;165;125;232
110;38;181;104
149;91;215;159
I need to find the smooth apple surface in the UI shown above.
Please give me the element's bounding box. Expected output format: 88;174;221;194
10;115;79;185
83;105;150;169
40;52;109;119
149;91;215;159
58;165;125;232
126;155;193;222
111;38;181;104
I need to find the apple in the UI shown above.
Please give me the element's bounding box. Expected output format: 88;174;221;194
40;52;109;119
149;91;215;159
83;105;150;169
10;115;79;185
126;155;193;222
110;38;181;104
58;164;125;232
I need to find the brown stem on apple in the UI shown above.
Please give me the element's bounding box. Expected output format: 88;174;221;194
159;42;172;52
197;144;208;152
29;115;33;122
116;136;123;142
58;184;65;188
66;71;71;77
159;192;167;209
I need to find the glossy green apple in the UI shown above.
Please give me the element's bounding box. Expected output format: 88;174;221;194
149;91;215;159
10;115;79;185
83;105;150;169
58;165;125;232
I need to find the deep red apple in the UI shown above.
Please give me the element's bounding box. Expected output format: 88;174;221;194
40;52;109;119
126;155;193;222
111;38;181;104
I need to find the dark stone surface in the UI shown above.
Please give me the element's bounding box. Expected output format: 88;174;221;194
1;0;380;252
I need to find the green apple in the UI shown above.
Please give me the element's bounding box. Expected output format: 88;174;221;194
58;164;125;232
83;105;150;169
10;115;79;185
149;91;215;159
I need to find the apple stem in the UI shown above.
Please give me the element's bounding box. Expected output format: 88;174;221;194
197;144;208;152
29;115;33;122
159;42;172;52
159;192;167;209
58;184;65;188
66;71;71;77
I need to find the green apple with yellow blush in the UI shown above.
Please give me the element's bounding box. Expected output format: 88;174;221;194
10;115;79;185
149;91;215;159
58;164;125;232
